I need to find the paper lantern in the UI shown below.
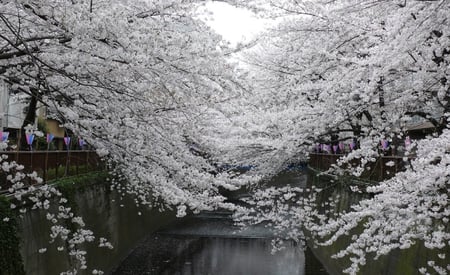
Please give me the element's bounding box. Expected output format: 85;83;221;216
333;145;338;153
46;133;55;143
0;131;9;142
405;136;411;148
64;137;71;146
79;138;85;147
26;134;35;145
350;142;356;150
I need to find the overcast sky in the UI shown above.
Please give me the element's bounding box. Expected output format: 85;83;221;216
201;2;268;46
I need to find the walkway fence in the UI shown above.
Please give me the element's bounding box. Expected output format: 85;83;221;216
0;151;103;190
309;153;409;182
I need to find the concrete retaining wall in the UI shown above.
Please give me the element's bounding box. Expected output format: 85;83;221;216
17;174;175;275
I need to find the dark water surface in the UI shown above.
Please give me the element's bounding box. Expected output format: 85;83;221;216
112;214;328;275
112;170;328;275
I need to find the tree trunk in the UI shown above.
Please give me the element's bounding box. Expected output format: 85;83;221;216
20;88;41;150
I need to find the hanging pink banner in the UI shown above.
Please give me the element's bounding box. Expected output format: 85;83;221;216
350;142;356;150
381;139;389;149
46;133;55;143
64;137;71;146
26;133;35;145
338;142;344;152
78;138;85;147
0;131;9;142
405;136;411;148
332;145;338;153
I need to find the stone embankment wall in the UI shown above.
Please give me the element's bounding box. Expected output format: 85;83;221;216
306;169;448;275
2;172;175;275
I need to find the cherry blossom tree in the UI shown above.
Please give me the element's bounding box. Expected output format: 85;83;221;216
228;0;449;274
1;0;449;274
0;1;255;272
1;0;258;215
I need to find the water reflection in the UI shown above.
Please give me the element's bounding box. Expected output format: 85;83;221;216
112;229;328;275
161;237;304;275
113;170;328;275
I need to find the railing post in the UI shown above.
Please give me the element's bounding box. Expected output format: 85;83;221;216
75;151;79;176
86;151;89;173
395;157;398;175
55;151;59;180
44;150;48;183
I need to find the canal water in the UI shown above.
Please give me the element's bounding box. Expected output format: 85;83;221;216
112;169;329;275
112;212;328;275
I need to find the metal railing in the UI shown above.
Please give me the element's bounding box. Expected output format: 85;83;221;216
0;151;103;188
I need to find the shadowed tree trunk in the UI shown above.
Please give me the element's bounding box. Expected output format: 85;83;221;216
20;88;41;150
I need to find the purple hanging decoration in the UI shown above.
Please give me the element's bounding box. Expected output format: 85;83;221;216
26;133;35;145
78;138;85;148
332;145;338;154
64;137;71;147
326;144;332;153
0;131;9;142
315;144;320;152
338;142;344;152
404;136;411;149
350;142;356;150
46;133;55;143
381;139;389;150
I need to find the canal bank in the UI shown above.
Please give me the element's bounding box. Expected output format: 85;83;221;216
305;168;449;275
1;172;177;275
3;166;446;275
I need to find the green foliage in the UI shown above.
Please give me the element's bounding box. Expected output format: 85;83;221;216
37;117;48;133
53;171;109;194
44;164;99;181
35;136;48;151
35;117;49;150
0;196;25;275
